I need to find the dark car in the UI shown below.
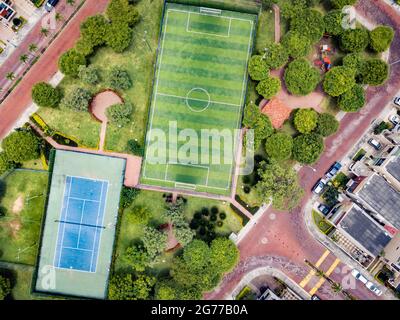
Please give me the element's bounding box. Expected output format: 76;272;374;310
394;97;400;107
45;0;59;12
325;161;342;180
317;203;330;216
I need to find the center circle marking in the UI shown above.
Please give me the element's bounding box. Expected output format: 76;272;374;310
185;88;211;112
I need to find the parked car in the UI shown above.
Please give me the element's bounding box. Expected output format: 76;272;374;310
366;281;382;296
312;179;326;195
394;97;400;107
368;138;382;151
311;294;321;300
317;203;330;216
351;269;368;285
389;114;400;126
45;0;59;12
325;161;342;180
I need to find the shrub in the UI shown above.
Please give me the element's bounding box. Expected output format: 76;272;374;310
105;22;133;53
369;25;394;53
323;9;344;36
284;59;320;96
120;186;140;208
315;113;339;137
340;28;369;53
290;9;325;43
58;49;86;77
337;84;365;112
78;65;100;85
107;67;132;90
342;53;364;76
75;37;94;56
209;238;240;274
217;221;223;227
107;102;133;127
330;0;357;9
281;31;311;59
219;212;226;220
262;43;288;70
265;132;293;161
0;275;11;300
242;102;260;128
62;88;92;111
0;152;16;175
293;133;324;164
127;139;143;156
323;66;356;97
126;205;150;224
211;206;219;214
32;82;61;108
294;108;318;134
248;55;269;81
256;76;281;99
254;114;274;150
359;59;389;86
106;0;140;26
80;15;108;48
2;130;40;163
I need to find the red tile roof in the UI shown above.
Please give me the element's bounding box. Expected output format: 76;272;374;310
261;98;292;129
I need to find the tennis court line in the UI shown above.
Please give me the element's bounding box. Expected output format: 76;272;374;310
68;196;100;203
156;92;241;107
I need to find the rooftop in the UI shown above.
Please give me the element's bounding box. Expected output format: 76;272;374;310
386;154;400;183
260;98;292;129
338;205;392;257
357;174;400;229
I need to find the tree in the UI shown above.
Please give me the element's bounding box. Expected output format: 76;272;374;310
0;152;16;175
256;76;281;99
369;25;394;53
209;238;239;274
106;102;133;127
107;67;132;90
5;72;15;81
142;226;167;259
2;130;40;163
323;185;339;207
80;15;108;48
106;0;140;27
120;187;140;209
108;274;155;300
290;9;325;43
292;133;324;164
0;275;11;300
294;108;318;134
154;280;183;300
75;37;94;56
122;243;150;272
261;0;277;10
28;43;38;52
340;28;369;53
127;139;144;156
330;0;357;9
62;87;92;111
337;84;365;112
342;53;364;76
359;58;389;86
20;54;28;63
32;82;62;108
164;198;186;226
262;43;288;70
126;205;150;224
78;65;100;85
254;114;274;150
265;132;293;161
58;49;86;77
323;66;356;97
248;55;269;81
173;226;195;247
256;160;304;210
281;31;311;59
105;22;133;53
284;59;320;96
183;240;211;271
40;27;49;37
323;9;344;36
280;0;307;20
242;102;260;128
315;113;339;137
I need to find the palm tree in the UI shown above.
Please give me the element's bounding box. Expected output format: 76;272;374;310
55;12;64;22
28;43;38;52
20;54;28;63
6;72;15;81
331;283;343;294
40;27;49;37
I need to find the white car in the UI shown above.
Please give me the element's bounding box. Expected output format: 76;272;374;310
389;114;400;126
312;179;326;195
351;269;368;284
366;281;383;296
394;97;400;107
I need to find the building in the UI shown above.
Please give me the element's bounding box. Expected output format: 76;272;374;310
383;233;400;273
0;1;16;26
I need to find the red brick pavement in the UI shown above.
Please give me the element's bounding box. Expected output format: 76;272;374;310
0;0;110;139
206;0;400;300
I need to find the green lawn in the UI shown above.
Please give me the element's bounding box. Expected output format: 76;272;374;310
255;8;275;52
0;262;35;300
141;3;256;195
312;210;334;235
0;170;49;265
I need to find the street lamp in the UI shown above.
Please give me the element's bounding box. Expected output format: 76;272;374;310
305;165;317;172
142;30;152;52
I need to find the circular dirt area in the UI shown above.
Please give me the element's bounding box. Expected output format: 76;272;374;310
90;90;123;122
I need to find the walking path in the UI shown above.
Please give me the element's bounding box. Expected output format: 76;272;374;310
272;4;281;43
0;0;110;140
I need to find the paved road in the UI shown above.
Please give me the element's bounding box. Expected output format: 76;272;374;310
206;0;400;300
0;0;110;140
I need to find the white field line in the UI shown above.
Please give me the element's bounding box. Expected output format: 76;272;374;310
168;8;254;23
186;11;231;38
145;176;229;191
157;92;241;107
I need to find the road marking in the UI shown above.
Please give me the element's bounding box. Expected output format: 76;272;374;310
309;258;341;296
299;250;330;288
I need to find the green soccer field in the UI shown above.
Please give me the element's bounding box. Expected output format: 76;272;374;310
141;2;256;196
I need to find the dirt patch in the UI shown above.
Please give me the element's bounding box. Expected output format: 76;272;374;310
90;90;123;123
12;195;24;214
8;219;21;238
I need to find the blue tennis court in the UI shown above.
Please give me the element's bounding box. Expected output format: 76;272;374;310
54;176;109;272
